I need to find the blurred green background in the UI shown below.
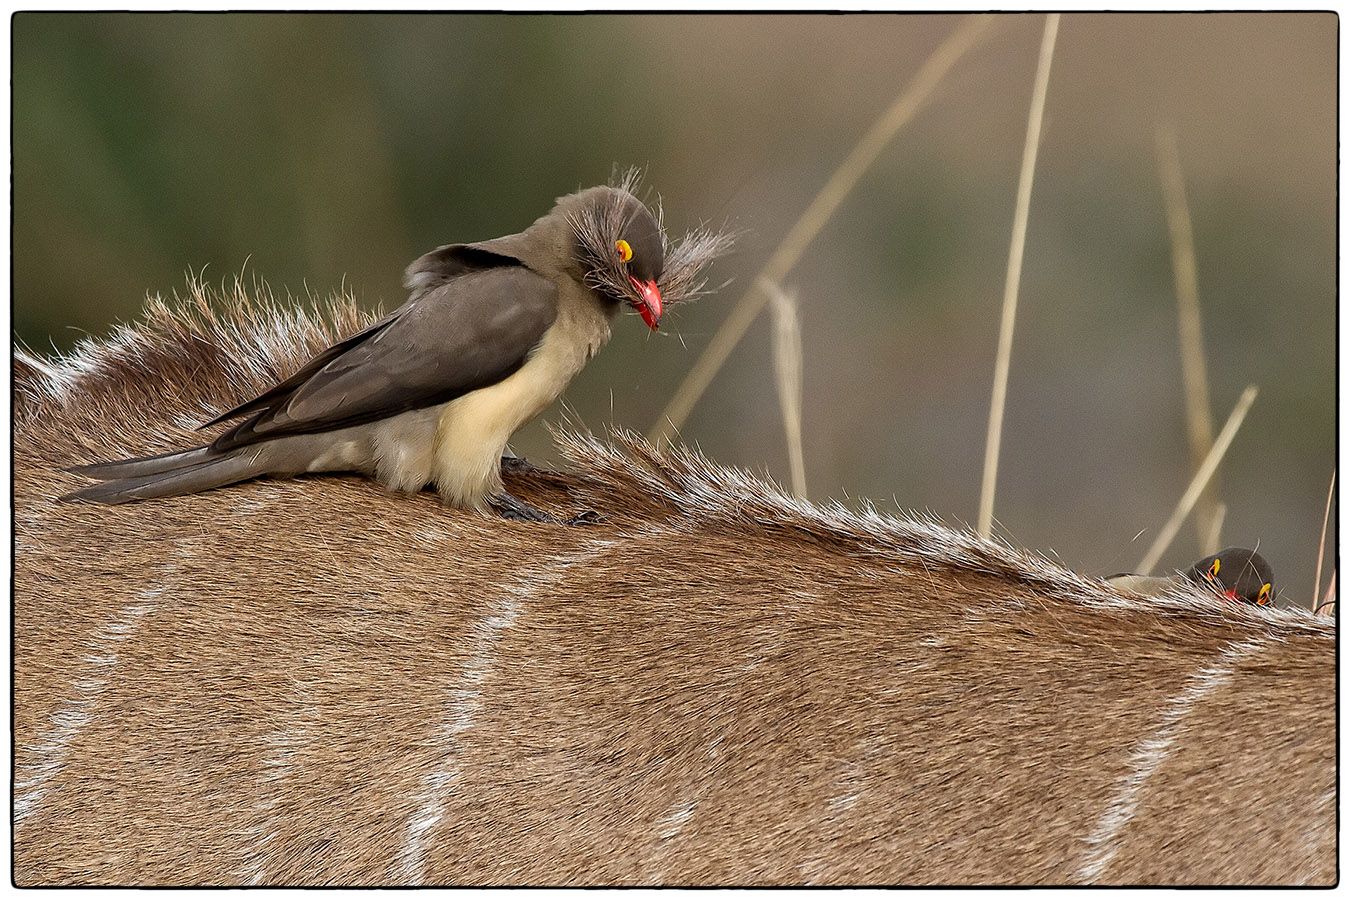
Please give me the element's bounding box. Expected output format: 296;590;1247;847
13;13;1336;605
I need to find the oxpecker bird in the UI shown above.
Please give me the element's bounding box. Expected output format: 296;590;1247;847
1107;547;1276;606
62;174;729;521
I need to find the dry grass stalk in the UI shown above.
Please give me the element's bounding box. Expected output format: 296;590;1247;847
1136;385;1259;575
1314;572;1336;617
1311;470;1336;611
648;14;997;445
1312;574;1333;615
1156;125;1221;552
1203;501;1227;556
764;278;807;498
976;13;1061;539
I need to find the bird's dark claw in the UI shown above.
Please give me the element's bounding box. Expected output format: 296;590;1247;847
499;454;535;475
564;509;604;527
489;493;602;528
490;492;559;523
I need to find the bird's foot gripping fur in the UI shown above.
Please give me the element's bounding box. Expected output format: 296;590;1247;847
490;492;555;523
499;453;536;475
489;491;602;527
495;454;604;526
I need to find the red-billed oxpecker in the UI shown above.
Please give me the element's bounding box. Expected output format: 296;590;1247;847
62;175;729;522
1107;547;1276;606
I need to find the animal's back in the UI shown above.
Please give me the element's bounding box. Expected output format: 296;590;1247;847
13;284;1336;886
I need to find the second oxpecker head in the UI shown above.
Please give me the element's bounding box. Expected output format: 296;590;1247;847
1185;547;1275;606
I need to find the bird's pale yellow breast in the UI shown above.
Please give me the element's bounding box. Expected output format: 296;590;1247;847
431;298;612;508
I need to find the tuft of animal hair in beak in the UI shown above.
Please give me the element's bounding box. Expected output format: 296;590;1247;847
629;276;663;330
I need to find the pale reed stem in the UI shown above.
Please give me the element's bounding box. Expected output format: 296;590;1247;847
1136;385;1258;575
1156;124;1220;551
1203;502;1227;556
1315;572;1336;616
1312;470;1336;610
976;13;1060;538
648;14;997;444
764;279;807;497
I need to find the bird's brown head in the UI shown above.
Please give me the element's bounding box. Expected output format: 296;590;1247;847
1185;547;1275;606
565;174;732;331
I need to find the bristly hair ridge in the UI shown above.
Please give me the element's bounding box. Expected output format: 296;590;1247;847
14;281;1330;635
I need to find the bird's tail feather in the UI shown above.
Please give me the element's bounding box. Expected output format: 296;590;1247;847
60;449;269;505
68;445;214;481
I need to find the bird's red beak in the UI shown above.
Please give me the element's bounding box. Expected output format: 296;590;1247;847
628;276;663;330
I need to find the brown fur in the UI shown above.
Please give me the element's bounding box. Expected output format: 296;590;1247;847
14;281;1336;886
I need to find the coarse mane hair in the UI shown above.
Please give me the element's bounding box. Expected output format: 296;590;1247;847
13;278;1326;635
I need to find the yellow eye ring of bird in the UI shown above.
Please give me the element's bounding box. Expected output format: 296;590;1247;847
615;239;633;263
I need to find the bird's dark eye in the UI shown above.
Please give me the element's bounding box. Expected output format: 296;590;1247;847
615;239;633;263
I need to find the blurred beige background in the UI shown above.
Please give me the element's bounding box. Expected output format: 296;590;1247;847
13;13;1336;604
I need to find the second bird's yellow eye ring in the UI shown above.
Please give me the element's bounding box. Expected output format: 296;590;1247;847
615;239;633;263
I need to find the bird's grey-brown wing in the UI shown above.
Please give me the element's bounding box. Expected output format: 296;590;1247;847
210;265;558;452
203;241;530;431
403;238;530;297
198;310;403;430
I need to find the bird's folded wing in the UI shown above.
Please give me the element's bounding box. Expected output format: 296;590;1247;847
403;236;529;297
198;310;403;430
210;266;558;451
